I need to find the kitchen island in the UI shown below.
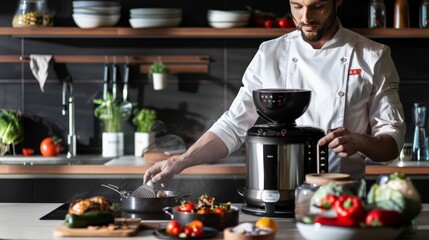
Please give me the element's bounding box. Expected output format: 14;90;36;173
0;203;428;239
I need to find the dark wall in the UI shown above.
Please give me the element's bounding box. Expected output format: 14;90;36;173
0;0;427;155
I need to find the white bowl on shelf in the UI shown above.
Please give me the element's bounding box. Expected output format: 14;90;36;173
73;6;121;14
72;1;120;8
72;13;120;28
207;9;250;22
129;8;182;15
130;12;181;19
208;20;249;28
129;17;182;28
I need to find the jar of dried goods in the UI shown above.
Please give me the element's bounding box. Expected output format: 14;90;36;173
12;0;53;27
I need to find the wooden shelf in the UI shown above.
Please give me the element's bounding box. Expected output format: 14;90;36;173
1;27;429;39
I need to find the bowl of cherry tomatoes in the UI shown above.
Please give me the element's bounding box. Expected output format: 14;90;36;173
163;195;239;230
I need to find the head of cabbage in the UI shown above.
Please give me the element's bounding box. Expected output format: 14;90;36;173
367;172;422;222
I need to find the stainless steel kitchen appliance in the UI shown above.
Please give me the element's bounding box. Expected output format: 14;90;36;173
240;89;329;217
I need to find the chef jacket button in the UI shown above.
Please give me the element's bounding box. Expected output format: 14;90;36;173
292;57;298;62
341;57;347;62
338;91;345;97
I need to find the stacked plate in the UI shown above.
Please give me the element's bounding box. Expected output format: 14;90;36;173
72;1;121;28
129;8;182;28
207;10;250;28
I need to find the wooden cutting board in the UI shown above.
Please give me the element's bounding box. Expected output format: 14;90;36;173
53;218;151;237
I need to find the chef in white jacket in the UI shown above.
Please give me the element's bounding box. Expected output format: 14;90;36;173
144;0;405;183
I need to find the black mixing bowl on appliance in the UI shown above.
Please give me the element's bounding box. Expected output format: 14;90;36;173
240;89;329;217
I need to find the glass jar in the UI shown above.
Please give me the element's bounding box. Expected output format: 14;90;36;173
295;182;320;221
420;0;429;28
394;0;410;29
368;0;386;28
294;173;351;221
12;0;53;27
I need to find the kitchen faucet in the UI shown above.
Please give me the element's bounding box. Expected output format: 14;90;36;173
62;75;76;158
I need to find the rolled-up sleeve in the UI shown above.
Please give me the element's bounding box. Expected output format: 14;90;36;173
208;49;264;154
369;45;406;152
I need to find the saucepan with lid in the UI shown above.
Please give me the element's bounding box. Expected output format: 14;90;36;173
101;184;189;213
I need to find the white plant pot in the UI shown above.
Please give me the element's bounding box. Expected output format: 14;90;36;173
152;73;167;90
134;132;155;157
102;132;124;157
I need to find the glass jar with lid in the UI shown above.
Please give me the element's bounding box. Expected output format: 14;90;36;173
294;173;356;221
12;0;53;27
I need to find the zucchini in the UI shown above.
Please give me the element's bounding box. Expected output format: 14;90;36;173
65;210;115;228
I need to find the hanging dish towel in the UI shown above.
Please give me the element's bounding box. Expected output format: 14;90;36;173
29;54;52;92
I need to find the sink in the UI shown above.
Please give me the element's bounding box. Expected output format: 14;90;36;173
0;155;116;165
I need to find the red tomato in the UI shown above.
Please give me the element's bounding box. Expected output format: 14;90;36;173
178;201;195;212
22;148;34;156
188;220;204;230
197;208;211;214
166;220;181;236
40;137;62;157
212;207;226;214
277;18;295;28
183;226;193;237
188;220;204;236
192;226;203;237
264;19;275;28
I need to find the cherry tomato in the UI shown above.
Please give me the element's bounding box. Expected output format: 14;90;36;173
188;220;204;236
22;148;34;156
197;208;211;214
264;19;275;28
191;226;203;237
277;17;295;28
40;137;62;157
178;201;195;212
183;226;193;237
166;220;181;236
188;220;204;230
212;207;226;214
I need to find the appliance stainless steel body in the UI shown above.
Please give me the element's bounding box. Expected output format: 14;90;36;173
241;89;328;217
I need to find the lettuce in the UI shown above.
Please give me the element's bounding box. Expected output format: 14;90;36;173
0;109;24;145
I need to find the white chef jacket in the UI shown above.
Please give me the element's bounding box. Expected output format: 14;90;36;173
209;25;405;179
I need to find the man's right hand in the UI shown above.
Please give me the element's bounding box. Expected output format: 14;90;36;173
143;131;229;185
143;156;187;185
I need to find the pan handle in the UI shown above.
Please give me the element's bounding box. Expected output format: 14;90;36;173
237;187;245;197
163;207;174;219
174;193;191;202
101;184;130;197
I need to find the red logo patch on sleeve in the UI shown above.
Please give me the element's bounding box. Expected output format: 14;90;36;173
349;69;362;75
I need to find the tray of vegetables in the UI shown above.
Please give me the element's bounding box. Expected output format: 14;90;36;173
296;172;422;240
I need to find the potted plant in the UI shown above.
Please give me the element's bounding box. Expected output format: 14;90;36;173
0;109;24;156
149;60;169;90
132;108;156;157
93;93;124;157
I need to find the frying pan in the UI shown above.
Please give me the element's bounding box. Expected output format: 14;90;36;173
101;184;189;213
